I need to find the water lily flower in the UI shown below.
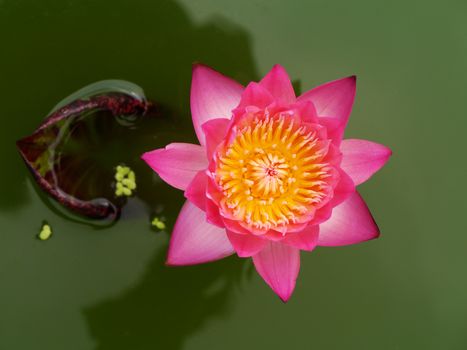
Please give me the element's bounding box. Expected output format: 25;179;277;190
142;64;391;301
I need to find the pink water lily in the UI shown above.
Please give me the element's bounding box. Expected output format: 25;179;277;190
142;64;391;301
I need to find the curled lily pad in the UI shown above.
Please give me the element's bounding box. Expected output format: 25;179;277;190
17;81;153;221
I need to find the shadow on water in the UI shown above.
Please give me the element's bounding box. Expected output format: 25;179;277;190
84;247;251;350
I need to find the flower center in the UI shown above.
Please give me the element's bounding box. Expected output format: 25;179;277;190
214;114;333;232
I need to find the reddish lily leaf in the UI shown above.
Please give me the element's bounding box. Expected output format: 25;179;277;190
17;81;153;220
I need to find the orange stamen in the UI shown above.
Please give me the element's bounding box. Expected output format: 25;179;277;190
215;115;333;232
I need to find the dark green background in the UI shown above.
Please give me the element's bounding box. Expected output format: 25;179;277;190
1;0;466;349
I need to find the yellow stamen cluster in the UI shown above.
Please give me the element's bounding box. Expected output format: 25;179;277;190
38;223;52;241
215;115;333;232
115;165;136;197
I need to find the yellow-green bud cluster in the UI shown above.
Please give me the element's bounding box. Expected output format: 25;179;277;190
38;224;52;241
115;165;136;197
151;217;166;230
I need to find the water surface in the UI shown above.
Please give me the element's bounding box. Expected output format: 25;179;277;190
1;0;467;349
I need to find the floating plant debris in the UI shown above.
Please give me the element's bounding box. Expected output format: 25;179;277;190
114;165;136;197
151;217;166;230
17;80;153;221
38;223;52;241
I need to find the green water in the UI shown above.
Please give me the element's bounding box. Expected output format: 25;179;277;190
1;0;467;349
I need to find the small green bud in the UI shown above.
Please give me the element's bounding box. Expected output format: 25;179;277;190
38;224;53;241
122;178;136;190
151;217;166;230
120;166;130;176
122;187;132;196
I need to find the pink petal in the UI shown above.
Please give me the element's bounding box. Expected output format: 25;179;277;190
331;168;355;206
263;230;288;242
205;176;224;205
236;82;274;110
298;76;356;126
191;64;244;145
252;242;300;302
296;100;319;124
184;170;207;210
206;198;225;228
323;143;343;166
221;216;252;235
259;64;296;104
226;231;267;257
167;201;234;265
202;118;229;159
319;117;345;146
318;191;380;247
340;139;392;186
282;225;319;251
141;143;208;191
311;202;333;225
